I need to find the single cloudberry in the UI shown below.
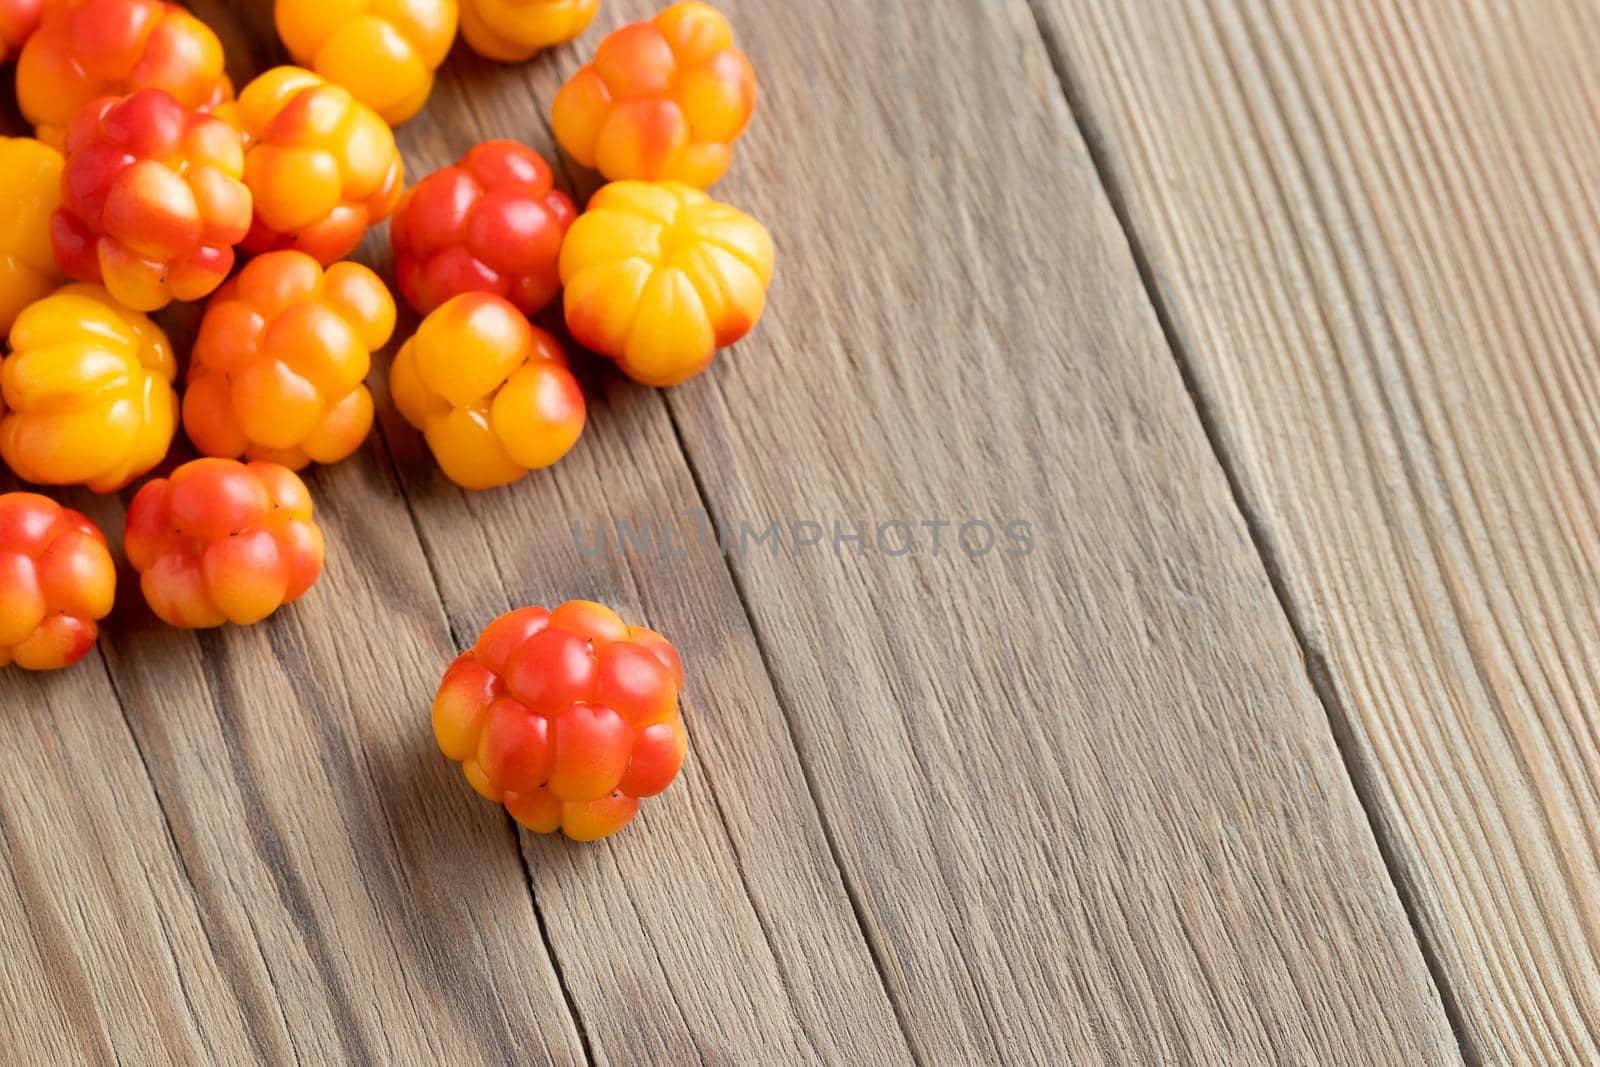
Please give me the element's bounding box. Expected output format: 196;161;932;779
390;292;586;489
0;135;65;336
0;283;177;492
459;0;596;63
560;180;773;385
50;87;251;311
124;457;325;628
184;250;395;469
390;140;575;317
551;1;755;188
0;493;115;670
433;601;688;841
274;0;457;125
235;66;404;265
16;0;232;148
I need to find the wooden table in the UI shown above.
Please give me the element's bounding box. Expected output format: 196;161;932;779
1;1;1594;1062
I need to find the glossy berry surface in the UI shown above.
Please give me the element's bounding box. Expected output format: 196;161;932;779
433;601;688;841
560;180;773;386
0;493;115;671
124;458;324;629
275;0;457;125
460;0;596;63
184;250;395;470
237;66;404;265
0;283;177;492
0;136;65;336
551;0;755;188
390;292;585;490
390;139;575;317
51;88;252;311
0;0;44;64
17;0;232;148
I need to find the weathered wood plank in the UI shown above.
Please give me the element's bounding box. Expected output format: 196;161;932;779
0;434;589;1063
582;0;1463;1061
0;0;1497;1059
369;44;918;1067
373;364;914;1065
0;147;261;1067
1030;0;1600;1060
212;2;915;1057
0;637;254;1063
92;456;588;1065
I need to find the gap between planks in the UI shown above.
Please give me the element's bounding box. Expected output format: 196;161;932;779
1018;3;1474;1060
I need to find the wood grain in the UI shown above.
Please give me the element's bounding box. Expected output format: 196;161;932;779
0;0;1497;1060
0;647;254;1062
1029;0;1600;1061
0;2;916;1062
0;421;590;1061
367;50;919;1067
598;0;1460;1061
0;32;589;1067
